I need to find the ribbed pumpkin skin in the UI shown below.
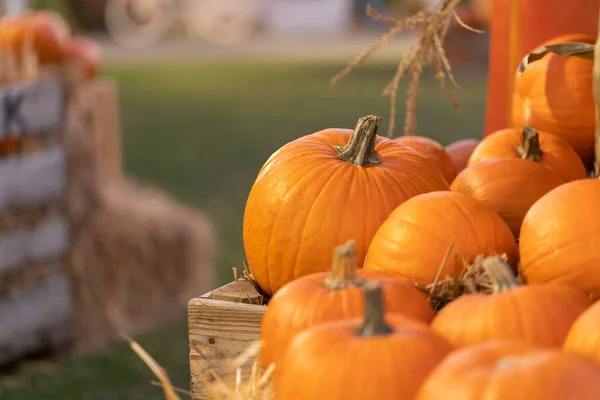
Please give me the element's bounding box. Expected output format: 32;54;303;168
275;316;453;400
243;129;449;295
393;136;455;184
468;128;586;182
450;158;564;238
430;284;590;348
520;180;600;295
260;269;434;369
512;34;596;163
564;301;600;364
416;340;600;400
363;191;517;285
445;138;480;176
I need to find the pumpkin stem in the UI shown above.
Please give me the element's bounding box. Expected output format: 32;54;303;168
516;126;543;162
483;256;520;293
324;240;363;289
336;115;382;166
355;281;394;337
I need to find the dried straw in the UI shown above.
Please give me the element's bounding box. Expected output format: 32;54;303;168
331;1;481;137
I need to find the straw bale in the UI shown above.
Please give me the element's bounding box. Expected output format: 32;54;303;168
70;179;215;352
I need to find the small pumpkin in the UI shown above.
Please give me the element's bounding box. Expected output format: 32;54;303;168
444;138;480;175
260;240;434;369
364;191;517;285
468;127;586;182
520;179;600;296
430;257;590;348
564;300;600;364
450;157;564;238
275;282;453;400
63;36;102;79
416;340;600;400
243;115;449;295
512;34;596;164
0;10;70;65
393;136;455;184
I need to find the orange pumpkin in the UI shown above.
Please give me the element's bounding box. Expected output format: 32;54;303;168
393;136;455;184
275;282;453;400
416;340;600;400
444;138;479;175
564;301;600;364
364;191;517;285
512;34;596;164
450;158;564;238
0;10;70;65
243;115;449;295
430;257;590;348
63;36;102;79
520;179;600;296
468;127;587;182
260;240;434;369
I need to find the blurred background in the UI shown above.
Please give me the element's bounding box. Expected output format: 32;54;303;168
0;0;490;398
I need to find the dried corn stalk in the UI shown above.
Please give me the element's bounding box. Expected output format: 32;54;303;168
331;0;480;137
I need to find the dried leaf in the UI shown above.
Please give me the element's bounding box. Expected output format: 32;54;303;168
518;41;595;75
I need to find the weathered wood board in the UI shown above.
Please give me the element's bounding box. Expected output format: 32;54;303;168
0;215;69;273
0;271;72;364
0;147;66;211
189;279;266;400
0;76;63;139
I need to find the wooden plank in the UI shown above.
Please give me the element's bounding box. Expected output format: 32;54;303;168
0;76;64;139
89;79;122;183
189;297;266;400
0;216;69;273
211;279;264;305
0;147;66;212
0;271;72;365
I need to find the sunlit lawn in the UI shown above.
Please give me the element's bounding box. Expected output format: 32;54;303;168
0;60;486;399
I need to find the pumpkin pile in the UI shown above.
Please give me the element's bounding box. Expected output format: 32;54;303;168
236;29;600;399
0;10;102;157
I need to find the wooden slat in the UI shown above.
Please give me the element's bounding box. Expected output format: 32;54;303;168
188;297;265;400
0;76;63;139
0;147;66;212
0;216;69;273
0;271;72;365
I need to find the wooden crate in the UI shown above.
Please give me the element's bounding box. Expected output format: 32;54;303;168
0;73;122;364
188;278;266;400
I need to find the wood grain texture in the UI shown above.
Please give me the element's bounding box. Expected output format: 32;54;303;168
211;279;264;305
0;76;64;139
0;271;72;365
0;215;69;273
0;147;67;212
188;295;266;400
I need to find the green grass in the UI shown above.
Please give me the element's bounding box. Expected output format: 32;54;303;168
0;61;486;399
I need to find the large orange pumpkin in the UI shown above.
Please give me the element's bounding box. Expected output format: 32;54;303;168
364;191;517;285
275;282;453;400
450;158;564;238
430;257;590;348
520;179;600;296
468;127;586;182
416;340;600;400
0;10;70;65
260;240;434;369
393;136;455;184
444;138;480;176
243;115;449;295
512;34;596;164
564;301;600;364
